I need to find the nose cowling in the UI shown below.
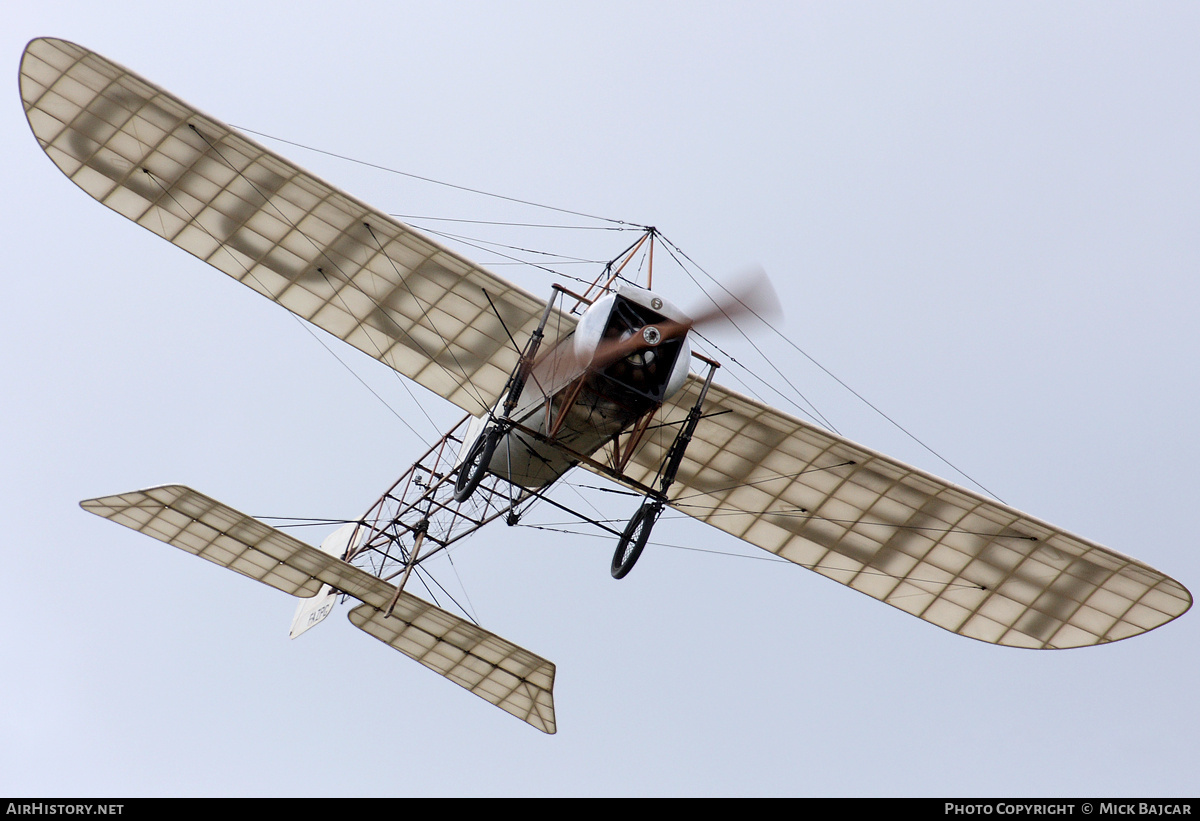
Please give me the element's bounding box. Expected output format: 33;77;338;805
573;284;693;405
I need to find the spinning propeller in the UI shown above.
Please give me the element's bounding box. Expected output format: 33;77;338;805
587;267;780;372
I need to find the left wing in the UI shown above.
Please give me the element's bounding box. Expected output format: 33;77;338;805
620;377;1191;649
20;37;572;414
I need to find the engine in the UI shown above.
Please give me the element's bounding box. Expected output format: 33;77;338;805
572;283;692;411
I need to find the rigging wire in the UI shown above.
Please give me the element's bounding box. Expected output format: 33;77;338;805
657;236;841;432
514;521;987;591
232;125;646;229
397;222;608;289
390;214;633;231
138;164;439;440
233;122;1000;502
655;230;1003;502
407;224;607;266
361;222;494;415
229;125;1013;608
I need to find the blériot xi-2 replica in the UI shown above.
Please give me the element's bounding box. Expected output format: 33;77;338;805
20;38;1191;734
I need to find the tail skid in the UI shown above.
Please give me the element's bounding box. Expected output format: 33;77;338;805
82;486;557;733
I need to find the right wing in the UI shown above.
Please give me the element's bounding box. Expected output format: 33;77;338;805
21;37;574;415
618;378;1192;650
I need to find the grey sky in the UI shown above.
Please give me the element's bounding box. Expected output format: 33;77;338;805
3;1;1197;796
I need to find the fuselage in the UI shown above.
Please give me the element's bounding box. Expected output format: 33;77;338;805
462;283;693;489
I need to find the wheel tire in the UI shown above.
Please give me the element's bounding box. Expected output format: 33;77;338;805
453;428;499;503
611;502;661;579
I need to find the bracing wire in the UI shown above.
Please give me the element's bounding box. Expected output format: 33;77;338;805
231;121;1004;504
232;122;1007;588
655;230;1003;502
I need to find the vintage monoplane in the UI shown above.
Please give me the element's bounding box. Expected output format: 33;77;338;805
20;38;1191;734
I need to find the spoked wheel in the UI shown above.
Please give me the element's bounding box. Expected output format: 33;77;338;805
453;427;499;503
611;501;662;579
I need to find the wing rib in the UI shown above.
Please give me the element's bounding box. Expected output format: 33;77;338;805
615;379;1192;648
20;36;574;414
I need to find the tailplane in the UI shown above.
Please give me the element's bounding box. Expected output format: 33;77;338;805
82;486;556;733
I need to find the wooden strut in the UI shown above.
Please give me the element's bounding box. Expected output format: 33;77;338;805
349;411;547;588
504;417;658;499
612;404;659;473
545;374;588;441
498;295;559;422
520;349;724;500
357;279;722;599
646;230;655;291
346;425;466;563
385;519;428;617
572;228;654;312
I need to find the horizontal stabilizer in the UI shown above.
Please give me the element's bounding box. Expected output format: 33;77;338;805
82;486;327;598
350;603;556;734
81;485;556;732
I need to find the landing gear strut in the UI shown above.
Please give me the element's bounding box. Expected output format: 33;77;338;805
453;293;560;504
609;359;718;579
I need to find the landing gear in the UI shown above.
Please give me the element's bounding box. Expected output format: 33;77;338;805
611;500;662;579
454;291;560;505
608;358;719;580
453;427;499;503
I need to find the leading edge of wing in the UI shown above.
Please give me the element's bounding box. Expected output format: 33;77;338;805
621;374;1192;649
20;37;574;416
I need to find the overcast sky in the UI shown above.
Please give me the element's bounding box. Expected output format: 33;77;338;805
3;1;1198;797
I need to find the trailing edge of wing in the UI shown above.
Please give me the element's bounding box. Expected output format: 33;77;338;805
81;485;556;732
20;37;575;415
621;379;1191;649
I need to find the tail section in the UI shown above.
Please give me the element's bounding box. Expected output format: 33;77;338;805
290;523;363;640
82;486;557;733
350;601;556;734
82;486;327;598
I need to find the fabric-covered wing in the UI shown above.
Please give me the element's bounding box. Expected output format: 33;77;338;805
623;378;1191;649
81;486;556;733
20;37;568;414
